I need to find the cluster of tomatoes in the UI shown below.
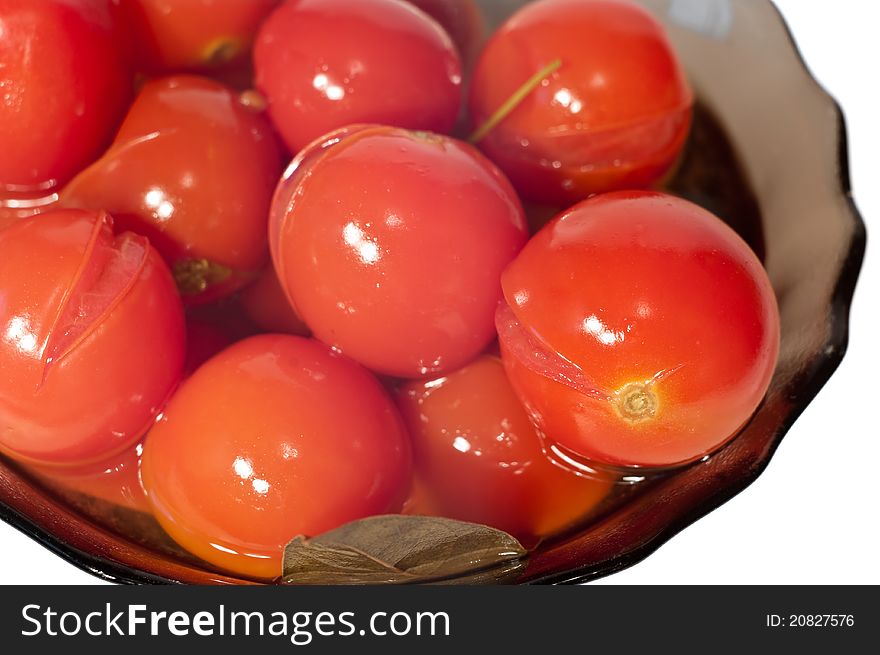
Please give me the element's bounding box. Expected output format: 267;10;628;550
0;0;780;581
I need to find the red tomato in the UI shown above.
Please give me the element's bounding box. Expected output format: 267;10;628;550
0;0;132;191
254;0;463;152
60;76;283;304
26;439;150;514
141;335;412;580
398;356;612;542
239;265;310;337
0;209;185;466
405;0;484;66
271;125;528;378
468;0;692;205
497;191;779;468
121;0;279;73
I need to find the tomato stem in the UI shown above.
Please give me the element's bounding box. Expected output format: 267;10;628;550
468;59;562;145
173;258;232;296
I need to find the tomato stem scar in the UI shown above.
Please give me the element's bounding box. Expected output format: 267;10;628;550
468;58;563;145
203;38;241;65
614;382;658;423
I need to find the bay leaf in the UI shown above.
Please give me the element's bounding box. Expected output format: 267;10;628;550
282;515;528;585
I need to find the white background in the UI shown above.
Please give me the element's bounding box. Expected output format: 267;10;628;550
1;0;878;585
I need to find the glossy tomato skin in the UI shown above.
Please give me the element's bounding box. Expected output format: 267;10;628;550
498;191;779;468
271;125;529;379
121;0;279;73
0;0;132;191
398;356;612;542
60;76;283;304
0;210;185;466
468;0;692;205
254;0;463;152
141;335;412;580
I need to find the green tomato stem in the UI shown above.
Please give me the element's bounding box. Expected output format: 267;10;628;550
468;59;562;145
173;258;232;296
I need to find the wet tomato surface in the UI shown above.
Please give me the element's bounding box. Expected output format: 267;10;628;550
271;125;528;379
469;0;692;205
141;335;412;579
497;192;779;468
60;76;283;304
398;356;612;542
0;209;185;466
0;0;132;191
254;0;463;152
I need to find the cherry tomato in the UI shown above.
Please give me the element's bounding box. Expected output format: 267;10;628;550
60;76;283;304
271;125;528;378
0;209;185;466
239;265;310;337
26;438;150;513
497;191;779;468
254;0;463;152
468;0;692;205
405;0;484;66
0;0;132;191
121;0;279;73
398;356;612;542
141;334;412;580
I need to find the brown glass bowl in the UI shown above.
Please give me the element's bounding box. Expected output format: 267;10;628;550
0;0;865;584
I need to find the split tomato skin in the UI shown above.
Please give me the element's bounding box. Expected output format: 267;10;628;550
60;76;283;304
254;0;463;153
140;334;412;580
397;356;612;542
0;209;185;466
468;0;692;205
0;0;132;191
121;0;279;73
271;125;529;379
498;191;780;468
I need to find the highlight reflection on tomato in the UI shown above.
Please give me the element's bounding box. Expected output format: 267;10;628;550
271;125;528;378
141;335;412;580
469;0;692;205
498;191;779;468
60;76;283;304
0;209;185;466
0;189;59;232
398;356;612;542
0;0;132;191
254;0;463;152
